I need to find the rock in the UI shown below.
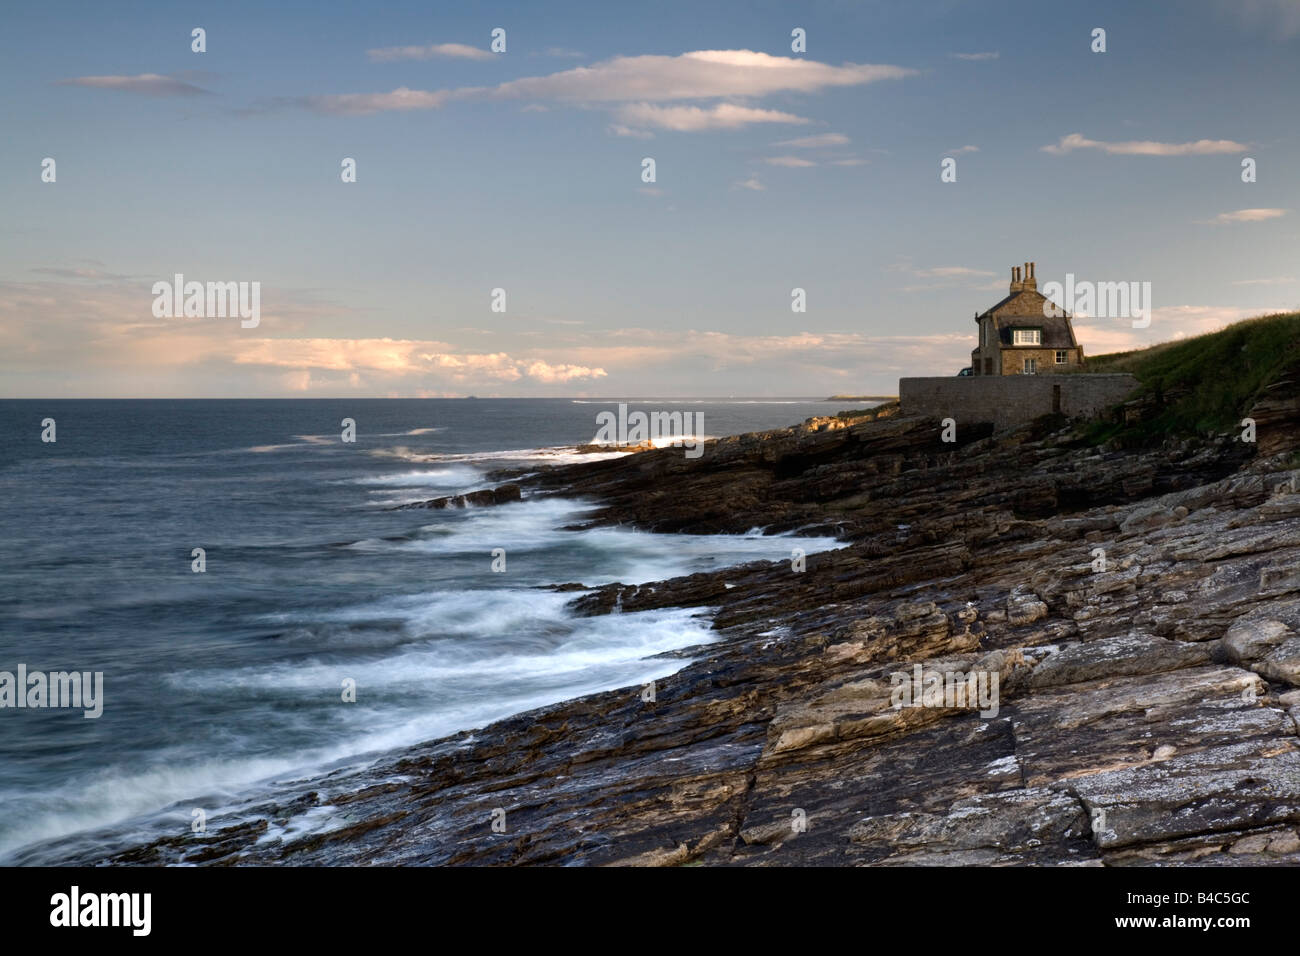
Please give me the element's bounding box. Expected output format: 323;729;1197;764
401;483;522;509
29;370;1300;868
1220;619;1291;664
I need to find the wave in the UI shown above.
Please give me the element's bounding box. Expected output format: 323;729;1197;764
1;599;716;863
349;466;481;488
370;446;631;466
569;399;815;405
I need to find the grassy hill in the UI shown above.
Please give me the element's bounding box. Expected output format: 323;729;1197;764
1083;311;1300;444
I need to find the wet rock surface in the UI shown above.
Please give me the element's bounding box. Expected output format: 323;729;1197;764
41;410;1300;866
396;483;522;509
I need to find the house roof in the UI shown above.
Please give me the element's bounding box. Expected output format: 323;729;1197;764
995;315;1078;348
977;288;1071;319
977;291;1023;316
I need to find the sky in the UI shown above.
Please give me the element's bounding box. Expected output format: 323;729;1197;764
2;0;1298;398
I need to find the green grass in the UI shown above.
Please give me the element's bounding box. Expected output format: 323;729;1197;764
1082;311;1300;444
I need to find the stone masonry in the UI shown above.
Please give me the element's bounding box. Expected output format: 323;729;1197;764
898;374;1139;430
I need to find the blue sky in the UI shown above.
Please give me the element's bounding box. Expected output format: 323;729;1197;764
2;0;1297;397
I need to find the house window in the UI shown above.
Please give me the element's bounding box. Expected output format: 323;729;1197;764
1023;357;1038;374
1055;350;1068;364
1012;329;1042;346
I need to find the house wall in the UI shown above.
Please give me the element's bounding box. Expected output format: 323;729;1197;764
897;373;1138;430
999;347;1082;375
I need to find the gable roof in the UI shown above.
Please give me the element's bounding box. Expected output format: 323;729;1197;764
977;288;1071;320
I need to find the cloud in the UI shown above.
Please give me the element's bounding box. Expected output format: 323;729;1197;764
525;361;607;383
1232;276;1297;285
914;266;995;278
948;144;979;154
772;133;850;148
482;50;915;102
366;43;494;62
228;338;608;383
1074;305;1292;352
1220;0;1300;39
763;155;817;167
57;73;213;97
11;271;1289;397
612;102;810;131
302;49;914;116
542;47;585;58
829;158;867;166
608;124;654;139
952;52;999;60
304;87;451;115
30;266;133;281
898;265;997;292
1200;208;1289;224
1042;133;1248;155
733;176;765;191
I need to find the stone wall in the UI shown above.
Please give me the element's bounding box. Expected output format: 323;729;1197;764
898;374;1139;430
997;347;1080;376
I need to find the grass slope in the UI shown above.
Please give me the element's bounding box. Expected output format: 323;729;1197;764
1083;311;1300;443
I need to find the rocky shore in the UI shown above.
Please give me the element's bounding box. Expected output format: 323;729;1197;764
50;381;1300;866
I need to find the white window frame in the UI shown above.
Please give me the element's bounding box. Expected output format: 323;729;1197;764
1023;357;1038;374
1012;328;1041;346
1055;349;1068;364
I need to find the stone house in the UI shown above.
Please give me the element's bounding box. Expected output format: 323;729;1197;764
970;262;1084;375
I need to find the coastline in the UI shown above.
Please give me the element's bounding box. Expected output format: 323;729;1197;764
24;381;1300;866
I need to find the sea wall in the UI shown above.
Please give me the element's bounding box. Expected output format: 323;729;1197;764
898;374;1139;429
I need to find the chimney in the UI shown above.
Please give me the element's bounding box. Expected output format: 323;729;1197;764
1023;260;1038;291
1010;265;1022;292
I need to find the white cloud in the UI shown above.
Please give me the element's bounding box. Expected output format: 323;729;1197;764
772;133;850;148
1074;305;1291;352
1042;133;1248;155
608;124;654;139
366;43;494;62
303;87;450;115
483;50;915;102
1200;208;1289;224
949;144;979;154
525;361;607;383
733;176;765;191
829;158;867;166
613;102;810;131
764;155;817;167
1232;276;1297;285
305;49;914;116
228;338;608;383
952;52;999;60
58;73;212;96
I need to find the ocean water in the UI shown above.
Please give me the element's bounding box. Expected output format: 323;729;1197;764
0;399;852;862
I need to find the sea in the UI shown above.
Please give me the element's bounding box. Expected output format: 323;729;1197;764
0;398;861;863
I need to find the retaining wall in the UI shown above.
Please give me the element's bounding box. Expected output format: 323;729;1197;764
898;374;1139;430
